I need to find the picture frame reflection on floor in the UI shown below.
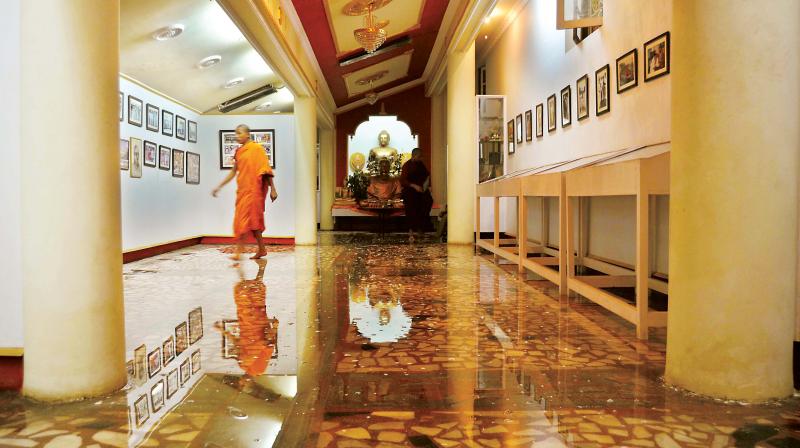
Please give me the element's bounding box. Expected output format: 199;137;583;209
147;347;161;378
134;344;147;385
134;394;149;427
221;320;240;359
179;358;190;386
175;321;188;355
150;379;164;413
595;64;611;116
189;307;203;344
166;369;179;399
191;349;201;374
162;336;175;367
644;31;670;82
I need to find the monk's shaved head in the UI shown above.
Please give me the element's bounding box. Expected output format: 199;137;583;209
236;124;251;133
235;124;251;144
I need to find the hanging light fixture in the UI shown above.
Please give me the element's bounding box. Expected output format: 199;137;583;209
353;1;387;53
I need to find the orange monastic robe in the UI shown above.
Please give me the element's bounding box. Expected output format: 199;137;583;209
234;278;276;377
234;141;274;237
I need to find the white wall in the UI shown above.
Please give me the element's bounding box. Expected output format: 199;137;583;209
119;78;205;251
200;114;296;238
482;0;671;272
0;0;22;350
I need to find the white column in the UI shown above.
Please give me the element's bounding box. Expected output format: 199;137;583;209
666;0;799;401
430;91;447;207
446;42;476;244
294;96;318;245
21;0;126;400
319;127;335;231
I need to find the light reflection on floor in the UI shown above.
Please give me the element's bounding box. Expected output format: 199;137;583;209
0;233;799;448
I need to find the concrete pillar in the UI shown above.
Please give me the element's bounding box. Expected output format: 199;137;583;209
446;43;476;244
431;91;447;207
21;0;126;400
666;0;799;401
294;96;318;245
319;127;335;231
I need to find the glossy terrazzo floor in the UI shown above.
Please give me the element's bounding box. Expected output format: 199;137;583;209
1;233;800;448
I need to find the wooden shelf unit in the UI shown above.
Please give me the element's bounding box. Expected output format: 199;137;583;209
475;177;521;265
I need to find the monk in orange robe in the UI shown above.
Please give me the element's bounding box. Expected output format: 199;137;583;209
213;124;277;260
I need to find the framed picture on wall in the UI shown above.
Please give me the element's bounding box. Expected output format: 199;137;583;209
535;103;544;137
130;137;143;178
159;145;171;171
560;85;572;128
515;114;523;144
576;74;589;121
595;64;611;116
175;115;187;140
506;120;515;154
128;96;143;127
524;110;533;142
146;104;159;132
120;139;130;170
172;149;185;178
119;92;124;122
188;120;197;143
143;141;157;168
616;49;638;93
219;129;276;169
644;31;670;82
162;110;174;137
186;152;200;185
547;95;557;133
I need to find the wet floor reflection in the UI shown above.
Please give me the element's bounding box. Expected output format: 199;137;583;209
0;235;799;447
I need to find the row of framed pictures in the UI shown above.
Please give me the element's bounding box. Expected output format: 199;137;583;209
507;31;670;154
120;137;200;184
121;93;197;143
128;307;203;428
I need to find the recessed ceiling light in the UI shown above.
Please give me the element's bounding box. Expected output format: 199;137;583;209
273;111;281;114
224;77;244;89
254;102;272;111
152;24;184;41
197;55;222;69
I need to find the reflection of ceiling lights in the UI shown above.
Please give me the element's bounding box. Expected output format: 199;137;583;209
355;70;388;86
152;24;184;41
224;77;244;89
365;91;379;105
353;1;389;54
254;101;272;111
197;55;222;69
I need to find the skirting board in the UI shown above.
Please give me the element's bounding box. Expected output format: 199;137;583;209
0;356;23;390
123;235;295;264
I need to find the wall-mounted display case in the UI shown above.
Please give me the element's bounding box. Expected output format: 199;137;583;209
477;95;506;183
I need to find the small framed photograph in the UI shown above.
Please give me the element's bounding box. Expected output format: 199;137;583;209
595;64;611;116
547;95;557;132
143;141;157;168
162;110;174;137
535;103;544;138
128;95;143;127
616;49;638;93
120;139;130;171
129;137;143;179
189;307;203;344
134;394;149;427
119;92;124;122
222;320;240;359
576;74;589;121
166;369;179;399
175;115;186;140
515;114;523;144
147;347;161;378
524;110;533;142
560;85;572;128
162;336;175;367
158;145;171;171
180;358;190;386
186;152;200;185
133;344;147;385
150;380;164;413
146;104;159;132
644;31;670;82
175;322;188;355
219;129;276;169
172;149;185;178
506;120;515;154
191;349;201;374
188;120;197;143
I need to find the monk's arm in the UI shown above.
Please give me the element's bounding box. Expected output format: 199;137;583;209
265;175;278;201
212;164;237;197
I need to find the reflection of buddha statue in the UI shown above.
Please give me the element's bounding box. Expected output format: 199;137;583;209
369;130;398;162
366;158;401;201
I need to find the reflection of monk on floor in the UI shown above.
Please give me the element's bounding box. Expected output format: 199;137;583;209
214;259;279;390
212;124;278;261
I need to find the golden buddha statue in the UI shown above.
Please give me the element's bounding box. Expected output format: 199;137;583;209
368;130;399;162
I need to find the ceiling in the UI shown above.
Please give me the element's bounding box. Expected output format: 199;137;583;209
291;0;450;108
120;0;293;114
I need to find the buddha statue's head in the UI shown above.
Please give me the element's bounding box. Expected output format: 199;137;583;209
378;130;390;147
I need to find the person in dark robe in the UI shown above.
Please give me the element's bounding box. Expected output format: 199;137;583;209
400;148;433;242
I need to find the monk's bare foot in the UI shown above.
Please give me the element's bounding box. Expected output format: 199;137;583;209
250;250;267;260
230;254;241;261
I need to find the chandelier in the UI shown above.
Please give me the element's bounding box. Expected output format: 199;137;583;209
353;1;387;53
